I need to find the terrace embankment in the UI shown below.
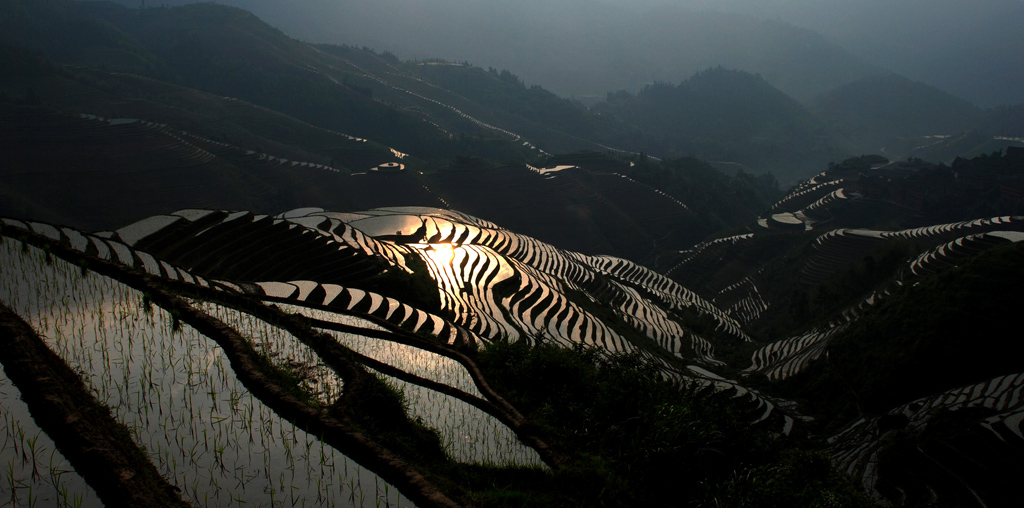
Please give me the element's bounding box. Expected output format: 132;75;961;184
5;227;465;508
305;315;571;468
0;303;192;508
4;224;564;507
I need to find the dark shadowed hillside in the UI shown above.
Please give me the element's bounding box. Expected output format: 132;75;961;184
593;68;853;183
814;74;983;154
99;0;882;103
2;2;1024;507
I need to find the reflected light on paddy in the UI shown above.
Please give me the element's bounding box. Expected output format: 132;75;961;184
427;243;456;265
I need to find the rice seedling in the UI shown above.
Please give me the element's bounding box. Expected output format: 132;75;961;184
189;301;345;407
266;299;551;470
377;374;543;468
0;237;413;507
0;364;100;508
322;323;482;397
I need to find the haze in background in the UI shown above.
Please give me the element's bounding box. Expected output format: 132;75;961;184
663;0;1024;107
113;0;1024;106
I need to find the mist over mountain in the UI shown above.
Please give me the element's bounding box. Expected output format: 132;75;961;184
3;1;1024;507
690;0;1024;107
2;0;1021;197
101;0;879;104
593;67;852;182
101;0;1024;107
813;74;984;154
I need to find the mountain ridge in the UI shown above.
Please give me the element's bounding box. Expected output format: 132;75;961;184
2;3;1024;505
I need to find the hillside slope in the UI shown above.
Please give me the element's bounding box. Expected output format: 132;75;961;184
665;152;1024;506
593;68;853;183
814;73;983;153
0;206;846;507
102;0;880;103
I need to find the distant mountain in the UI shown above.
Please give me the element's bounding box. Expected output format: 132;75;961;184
0;53;784;263
99;0;880;104
896;131;1024;167
3;149;1023;507
0;1;860;184
5;3;1024;507
593;68;854;183
796;0;1024;107
0;0;657;162
0;1;465;159
0;98;778;263
644;0;1024;107
25;1;1023;185
813;74;983;155
977;104;1024;138
664;153;1024;505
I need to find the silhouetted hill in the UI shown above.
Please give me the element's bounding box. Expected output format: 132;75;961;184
774;241;1024;506
3;2;1024;507
0;0;166;75
814;74;983;153
895;130;1024;167
0;47;780;262
778;239;1024;419
0;3;788;257
627;5;878;103
0;100;442;230
18;1;981;184
656;150;1024;505
680;0;1024;106
0;1;665;166
979;104;1024;138
0;0;537;161
311;44;642;156
593;68;853;183
107;0;880;104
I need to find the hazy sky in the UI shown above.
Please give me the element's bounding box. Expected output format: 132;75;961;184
113;0;1024;105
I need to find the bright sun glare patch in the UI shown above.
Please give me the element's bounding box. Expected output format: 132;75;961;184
428;243;455;265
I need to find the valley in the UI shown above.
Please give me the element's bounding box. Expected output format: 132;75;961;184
1;1;1023;507
2;157;1022;505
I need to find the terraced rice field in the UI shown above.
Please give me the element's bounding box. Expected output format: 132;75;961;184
0;365;101;508
743;215;1024;382
744;326;848;381
715;277;770;325
1;202;812;504
666;233;754;274
271;208;746;361
829;371;1024;501
0;237;412;507
762;178;846;230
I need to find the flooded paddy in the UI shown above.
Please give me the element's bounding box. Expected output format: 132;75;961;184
0;237;413;507
379;373;544;467
274;302;544;467
345;215;424;237
192;301;345;407
0;364;101;508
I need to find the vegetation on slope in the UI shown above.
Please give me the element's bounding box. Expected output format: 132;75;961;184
0;0;533;162
593;68;853;183
628;155;782;235
813;73;982;149
471;340;873;507
776;240;1024;428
